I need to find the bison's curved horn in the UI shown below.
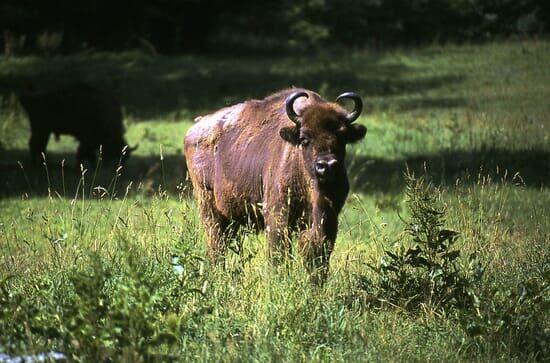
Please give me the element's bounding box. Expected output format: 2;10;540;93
285;91;309;126
336;92;363;123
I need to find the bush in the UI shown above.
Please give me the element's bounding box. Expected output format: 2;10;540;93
359;170;549;359
462;257;550;359
361;170;481;312
0;248;210;361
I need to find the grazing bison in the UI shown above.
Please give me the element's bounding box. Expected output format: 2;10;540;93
19;83;136;166
184;88;367;282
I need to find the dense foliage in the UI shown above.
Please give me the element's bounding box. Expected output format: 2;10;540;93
1;0;549;54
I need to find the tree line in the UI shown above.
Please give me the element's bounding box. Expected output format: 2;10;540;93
2;0;549;55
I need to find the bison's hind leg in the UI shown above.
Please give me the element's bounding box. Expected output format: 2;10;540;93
77;142;97;168
195;187;238;265
29;130;50;165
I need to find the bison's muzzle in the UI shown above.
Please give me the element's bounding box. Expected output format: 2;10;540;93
314;154;340;184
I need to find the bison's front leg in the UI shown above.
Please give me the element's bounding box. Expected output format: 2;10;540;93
265;206;292;265
29;129;50;165
299;200;339;284
77;142;97;167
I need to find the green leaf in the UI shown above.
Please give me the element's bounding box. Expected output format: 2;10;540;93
438;229;459;243
152;332;178;346
441;250;460;261
411;256;430;268
466;323;483;336
385;250;399;261
406;246;422;258
429;267;443;279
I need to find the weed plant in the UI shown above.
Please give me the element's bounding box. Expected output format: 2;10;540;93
361;171;549;359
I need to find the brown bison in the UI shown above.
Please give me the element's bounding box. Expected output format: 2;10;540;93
184;88;366;282
19;83;136;166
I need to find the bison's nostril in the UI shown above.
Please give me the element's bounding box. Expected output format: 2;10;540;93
315;159;338;176
315;161;327;175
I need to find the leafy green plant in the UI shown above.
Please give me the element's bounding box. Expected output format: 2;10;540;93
359;170;549;360
362;170;481;312
0;246;210;361
461;257;550;359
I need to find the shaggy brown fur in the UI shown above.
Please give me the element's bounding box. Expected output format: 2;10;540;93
19;83;132;166
184;88;366;282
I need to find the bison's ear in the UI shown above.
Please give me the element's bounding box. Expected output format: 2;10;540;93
345;124;367;144
279;126;300;145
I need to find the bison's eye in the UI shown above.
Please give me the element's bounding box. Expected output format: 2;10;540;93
300;137;311;147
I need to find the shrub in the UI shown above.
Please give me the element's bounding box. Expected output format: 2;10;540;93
359;170;549;359
361;170;481;313
0;248;210;361
462;258;550;359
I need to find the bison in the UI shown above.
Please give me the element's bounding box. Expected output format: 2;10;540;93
19;83;136;166
184;88;366;282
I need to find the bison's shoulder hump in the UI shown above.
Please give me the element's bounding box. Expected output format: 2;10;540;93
186;102;247;144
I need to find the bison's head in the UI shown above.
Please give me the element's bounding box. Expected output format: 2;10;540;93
280;91;366;186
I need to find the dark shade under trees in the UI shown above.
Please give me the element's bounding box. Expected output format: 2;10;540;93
1;0;548;55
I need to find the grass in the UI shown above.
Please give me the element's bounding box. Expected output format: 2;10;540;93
0;40;549;361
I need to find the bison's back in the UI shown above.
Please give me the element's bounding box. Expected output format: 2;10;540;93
19;84;122;140
185;102;248;191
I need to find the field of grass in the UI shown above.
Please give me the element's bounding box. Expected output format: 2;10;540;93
0;40;549;362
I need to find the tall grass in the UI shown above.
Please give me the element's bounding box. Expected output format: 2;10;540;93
1;165;546;361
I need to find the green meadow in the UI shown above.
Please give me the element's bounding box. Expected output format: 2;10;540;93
0;40;548;362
